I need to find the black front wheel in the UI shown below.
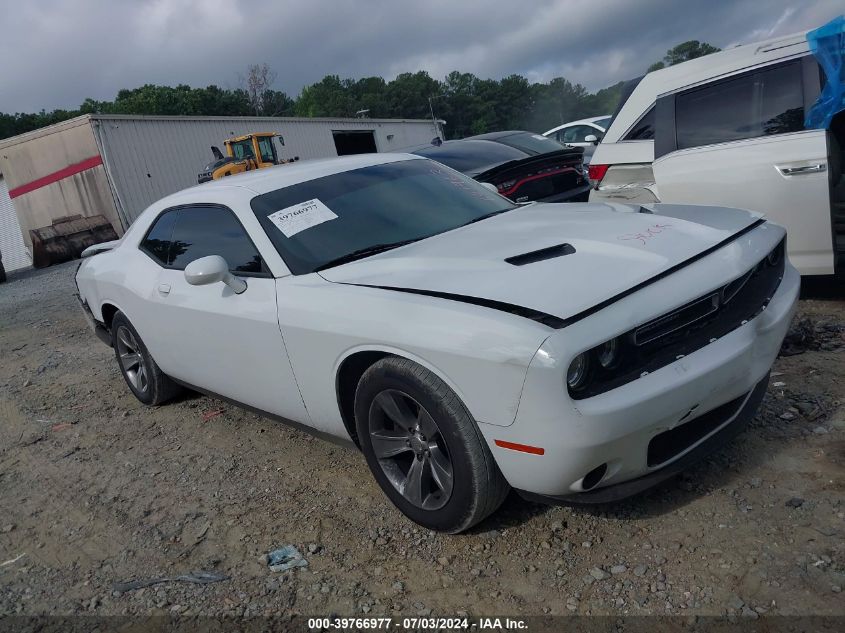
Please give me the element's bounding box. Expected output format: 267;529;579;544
354;357;509;533
111;311;181;406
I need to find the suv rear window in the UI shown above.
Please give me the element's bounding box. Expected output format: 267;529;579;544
675;61;804;150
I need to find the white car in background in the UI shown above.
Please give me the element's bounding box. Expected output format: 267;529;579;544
76;154;798;533
589;29;844;278
544;115;612;146
544;115;612;163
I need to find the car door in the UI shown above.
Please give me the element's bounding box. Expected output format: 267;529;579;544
652;57;833;275
137;204;310;422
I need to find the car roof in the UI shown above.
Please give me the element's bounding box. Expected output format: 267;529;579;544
603;29;809;143
542;116;611;135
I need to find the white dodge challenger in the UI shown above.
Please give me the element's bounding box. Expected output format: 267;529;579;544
76;153;799;533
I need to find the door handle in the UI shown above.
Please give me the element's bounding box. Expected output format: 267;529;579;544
778;163;826;176
157;283;171;296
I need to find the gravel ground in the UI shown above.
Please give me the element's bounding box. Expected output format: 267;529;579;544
0;261;843;619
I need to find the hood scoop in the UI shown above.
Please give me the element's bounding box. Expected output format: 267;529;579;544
505;243;575;266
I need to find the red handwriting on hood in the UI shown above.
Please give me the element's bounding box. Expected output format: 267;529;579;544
618;223;673;246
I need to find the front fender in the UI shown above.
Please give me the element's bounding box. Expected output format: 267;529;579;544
277;277;552;435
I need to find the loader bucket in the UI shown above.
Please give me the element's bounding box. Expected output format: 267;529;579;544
30;214;119;268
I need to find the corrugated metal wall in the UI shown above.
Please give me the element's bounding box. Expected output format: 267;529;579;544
0;175;31;272
93;115;441;225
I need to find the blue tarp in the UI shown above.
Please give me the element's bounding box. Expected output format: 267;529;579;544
805;15;845;129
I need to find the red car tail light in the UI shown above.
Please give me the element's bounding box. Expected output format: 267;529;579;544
588;164;610;188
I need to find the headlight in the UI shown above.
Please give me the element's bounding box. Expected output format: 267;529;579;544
596;337;620;369
566;352;591;391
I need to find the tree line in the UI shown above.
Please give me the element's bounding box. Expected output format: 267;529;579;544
0;41;719;142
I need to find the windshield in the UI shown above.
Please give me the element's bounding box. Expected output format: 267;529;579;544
493;132;567;155
594;117;612;130
412;141;526;174
251;159;516;274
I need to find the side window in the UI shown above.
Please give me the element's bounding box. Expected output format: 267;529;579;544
559;126;576;143
675;61;803;150
231;140;254;160
140;209;178;265
623;107;655;140
561;125;597;143
759;63;805;135
257;137;276;163
169;206;265;275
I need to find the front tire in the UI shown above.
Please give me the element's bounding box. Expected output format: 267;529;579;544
111;311;181;405
354;357;509;533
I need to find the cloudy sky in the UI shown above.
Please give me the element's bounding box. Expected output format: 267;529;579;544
1;0;841;113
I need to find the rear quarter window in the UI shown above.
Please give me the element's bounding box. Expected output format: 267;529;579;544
623;107;655;140
139;210;178;265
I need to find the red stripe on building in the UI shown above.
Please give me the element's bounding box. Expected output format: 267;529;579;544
8;155;104;199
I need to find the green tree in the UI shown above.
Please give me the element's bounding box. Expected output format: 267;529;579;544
294;75;353;117
648;40;721;72
384;71;442;120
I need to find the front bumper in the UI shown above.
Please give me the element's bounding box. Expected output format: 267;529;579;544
75;293;111;346
483;251;799;498
517;373;768;504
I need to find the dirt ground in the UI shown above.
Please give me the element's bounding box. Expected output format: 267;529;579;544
0;261;843;619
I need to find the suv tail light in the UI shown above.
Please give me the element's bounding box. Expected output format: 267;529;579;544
588;164;610;188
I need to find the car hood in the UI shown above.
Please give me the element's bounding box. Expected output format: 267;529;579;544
318;202;764;324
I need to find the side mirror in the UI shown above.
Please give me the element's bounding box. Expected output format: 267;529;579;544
584;134;598;145
184;255;247;294
276;135;285;146
479;182;500;194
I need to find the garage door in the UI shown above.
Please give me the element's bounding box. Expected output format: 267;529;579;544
0;175;31;272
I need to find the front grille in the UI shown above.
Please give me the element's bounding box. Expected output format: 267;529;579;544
647;392;747;466
634;293;719;345
571;238;785;399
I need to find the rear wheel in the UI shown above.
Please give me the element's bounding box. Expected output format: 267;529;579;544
355;357;509;533
111;312;181;405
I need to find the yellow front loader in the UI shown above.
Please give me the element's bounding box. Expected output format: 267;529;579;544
197;132;297;184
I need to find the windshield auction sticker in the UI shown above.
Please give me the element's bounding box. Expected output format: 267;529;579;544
268;198;338;237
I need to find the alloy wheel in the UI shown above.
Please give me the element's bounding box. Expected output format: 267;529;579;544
368;389;454;510
115;326;149;394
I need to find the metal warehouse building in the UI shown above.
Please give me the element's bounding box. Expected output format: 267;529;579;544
0;114;442;272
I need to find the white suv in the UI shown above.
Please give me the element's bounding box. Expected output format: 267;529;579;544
589;29;843;277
